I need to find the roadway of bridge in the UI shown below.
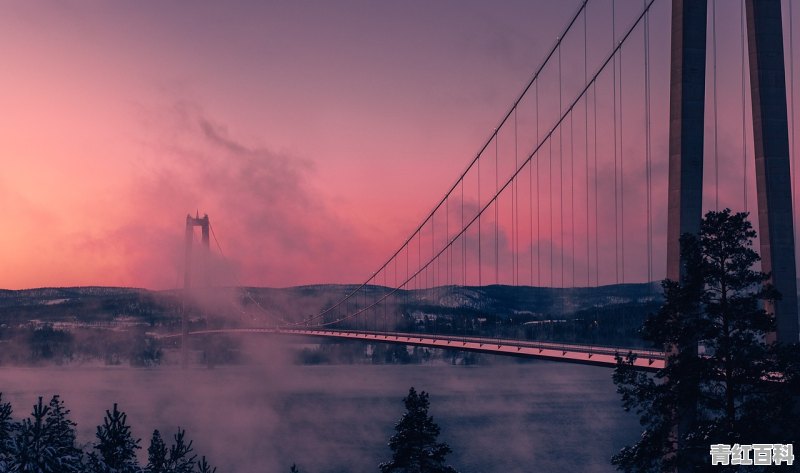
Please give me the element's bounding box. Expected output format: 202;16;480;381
160;327;666;370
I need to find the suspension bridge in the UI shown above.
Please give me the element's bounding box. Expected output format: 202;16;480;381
170;0;800;369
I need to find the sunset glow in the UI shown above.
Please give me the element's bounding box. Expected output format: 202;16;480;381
3;1;799;290
0;1;586;289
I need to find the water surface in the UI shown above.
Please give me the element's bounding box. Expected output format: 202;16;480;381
0;359;640;472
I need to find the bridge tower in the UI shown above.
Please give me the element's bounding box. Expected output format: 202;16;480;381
668;0;799;343
182;212;210;367
184;212;210;289
668;1;798;470
666;3;707;468
745;0;799;344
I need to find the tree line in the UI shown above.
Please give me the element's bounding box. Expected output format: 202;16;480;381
0;395;216;473
0;387;460;473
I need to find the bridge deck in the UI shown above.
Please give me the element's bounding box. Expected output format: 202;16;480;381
162;328;665;370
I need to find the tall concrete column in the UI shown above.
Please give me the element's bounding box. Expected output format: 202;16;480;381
746;0;799;344
182;214;194;368
201;215;210;288
666;2;706;471
184;214;194;290
182;213;212;368
667;0;707;282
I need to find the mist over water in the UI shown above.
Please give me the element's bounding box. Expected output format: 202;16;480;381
0;357;639;473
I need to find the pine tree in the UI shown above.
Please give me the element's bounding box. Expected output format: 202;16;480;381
0;394;16;471
145;428;201;473
146;430;168;473
44;395;83;472
167;428;196;473
379;387;458;473
10;397;63;473
196;456;216;473
90;403;141;473
612;210;800;472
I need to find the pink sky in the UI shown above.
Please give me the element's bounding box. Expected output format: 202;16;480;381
2;0;799;289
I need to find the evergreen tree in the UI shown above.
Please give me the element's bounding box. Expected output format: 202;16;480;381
379;387;458;473
0;394;16;471
90;403;141;473
146;430;168;473
612;210;800;472
196;456;216;473
167;428;196;473
44;395;83;472
10;397;64;473
145;428;200;473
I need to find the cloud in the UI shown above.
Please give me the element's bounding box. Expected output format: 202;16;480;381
72;100;381;289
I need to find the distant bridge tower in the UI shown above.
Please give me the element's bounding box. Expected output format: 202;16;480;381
184;212;210;290
182;212;210;367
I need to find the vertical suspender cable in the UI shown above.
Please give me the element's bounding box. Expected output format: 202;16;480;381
619;24;625;284
536;82;541;286
612;0;619;284
571;112;576;286
559;42;565;288
431;213;435;307
462;180;466;286
713;0;719;210
645;0;653;284
496;136;500;285
515;107;520;286
550;138;554;287
418;233;421;294
478;152;482;287
430;214;434;292
585;7;590;288
594;83;600;286
461;184;466;340
512;113;516;286
451;199;454;289
494;136;500;337
406;243;409;325
530;118;535;287
394;259;397;329
385;268;388;331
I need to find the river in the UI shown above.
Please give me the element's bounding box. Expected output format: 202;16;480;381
0;358;640;472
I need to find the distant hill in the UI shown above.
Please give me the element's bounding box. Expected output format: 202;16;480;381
0;286;177;326
0;283;665;363
234;282;662;322
0;282;662;327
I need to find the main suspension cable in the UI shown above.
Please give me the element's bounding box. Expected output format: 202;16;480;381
301;0;657;328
